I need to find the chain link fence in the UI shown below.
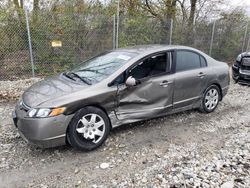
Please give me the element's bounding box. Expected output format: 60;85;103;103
0;10;30;80
31;12;114;77
0;9;114;80
0;9;249;80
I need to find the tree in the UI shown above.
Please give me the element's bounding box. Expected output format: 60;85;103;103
33;0;40;23
13;0;24;24
144;0;177;21
188;0;197;26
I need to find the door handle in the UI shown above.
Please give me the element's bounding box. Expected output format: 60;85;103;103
197;72;206;78
159;80;170;87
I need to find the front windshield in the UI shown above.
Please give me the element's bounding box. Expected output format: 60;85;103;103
71;51;137;84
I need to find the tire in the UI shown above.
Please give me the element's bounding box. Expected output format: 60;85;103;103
199;85;220;113
232;76;238;83
67;106;111;151
65;133;72;146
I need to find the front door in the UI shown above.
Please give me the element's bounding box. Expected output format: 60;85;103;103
115;52;174;121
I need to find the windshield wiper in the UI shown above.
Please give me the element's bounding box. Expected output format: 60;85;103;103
77;68;110;76
65;72;92;85
63;72;76;81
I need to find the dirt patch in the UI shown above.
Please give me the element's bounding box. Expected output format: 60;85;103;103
0;78;41;101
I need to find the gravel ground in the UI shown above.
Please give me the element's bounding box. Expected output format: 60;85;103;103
0;78;41;102
0;79;249;188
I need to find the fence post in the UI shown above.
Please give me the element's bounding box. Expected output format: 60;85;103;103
169;18;173;45
113;14;116;49
246;36;250;52
116;0;120;49
24;8;35;77
242;22;249;52
209;20;216;56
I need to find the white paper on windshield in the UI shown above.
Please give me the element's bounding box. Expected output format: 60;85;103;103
117;55;132;61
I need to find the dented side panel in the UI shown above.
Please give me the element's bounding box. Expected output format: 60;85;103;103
115;74;174;121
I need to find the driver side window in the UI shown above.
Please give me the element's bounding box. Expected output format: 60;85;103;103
111;52;171;86
129;52;170;80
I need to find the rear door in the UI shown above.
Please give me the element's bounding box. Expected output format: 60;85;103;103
115;51;174;121
173;50;208;108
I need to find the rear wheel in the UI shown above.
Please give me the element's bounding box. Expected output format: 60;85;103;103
67;106;111;151
199;85;220;113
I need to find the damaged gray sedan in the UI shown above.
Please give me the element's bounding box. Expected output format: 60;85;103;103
13;45;229;151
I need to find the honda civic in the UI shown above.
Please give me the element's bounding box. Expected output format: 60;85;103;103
13;45;229;151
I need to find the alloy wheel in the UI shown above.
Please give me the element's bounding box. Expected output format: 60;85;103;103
76;113;105;144
205;88;219;110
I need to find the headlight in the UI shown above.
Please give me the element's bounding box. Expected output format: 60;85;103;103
28;109;37;117
36;109;51;117
233;63;239;69
19;100;23;106
27;107;66;118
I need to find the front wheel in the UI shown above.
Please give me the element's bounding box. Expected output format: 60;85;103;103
199;85;220;113
67;106;111;151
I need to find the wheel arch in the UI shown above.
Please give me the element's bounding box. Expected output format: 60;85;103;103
199;82;222;113
211;83;222;100
65;103;112;141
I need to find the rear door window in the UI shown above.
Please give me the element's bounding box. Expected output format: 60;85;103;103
200;56;207;67
176;51;203;72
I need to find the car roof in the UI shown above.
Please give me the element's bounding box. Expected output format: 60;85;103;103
114;45;198;55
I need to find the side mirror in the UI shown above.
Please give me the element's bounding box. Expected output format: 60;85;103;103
125;76;137;86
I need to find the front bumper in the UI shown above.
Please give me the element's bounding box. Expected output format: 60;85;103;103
232;66;250;85
13;108;74;148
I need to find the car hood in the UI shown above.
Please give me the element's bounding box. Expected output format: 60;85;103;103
22;74;89;107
